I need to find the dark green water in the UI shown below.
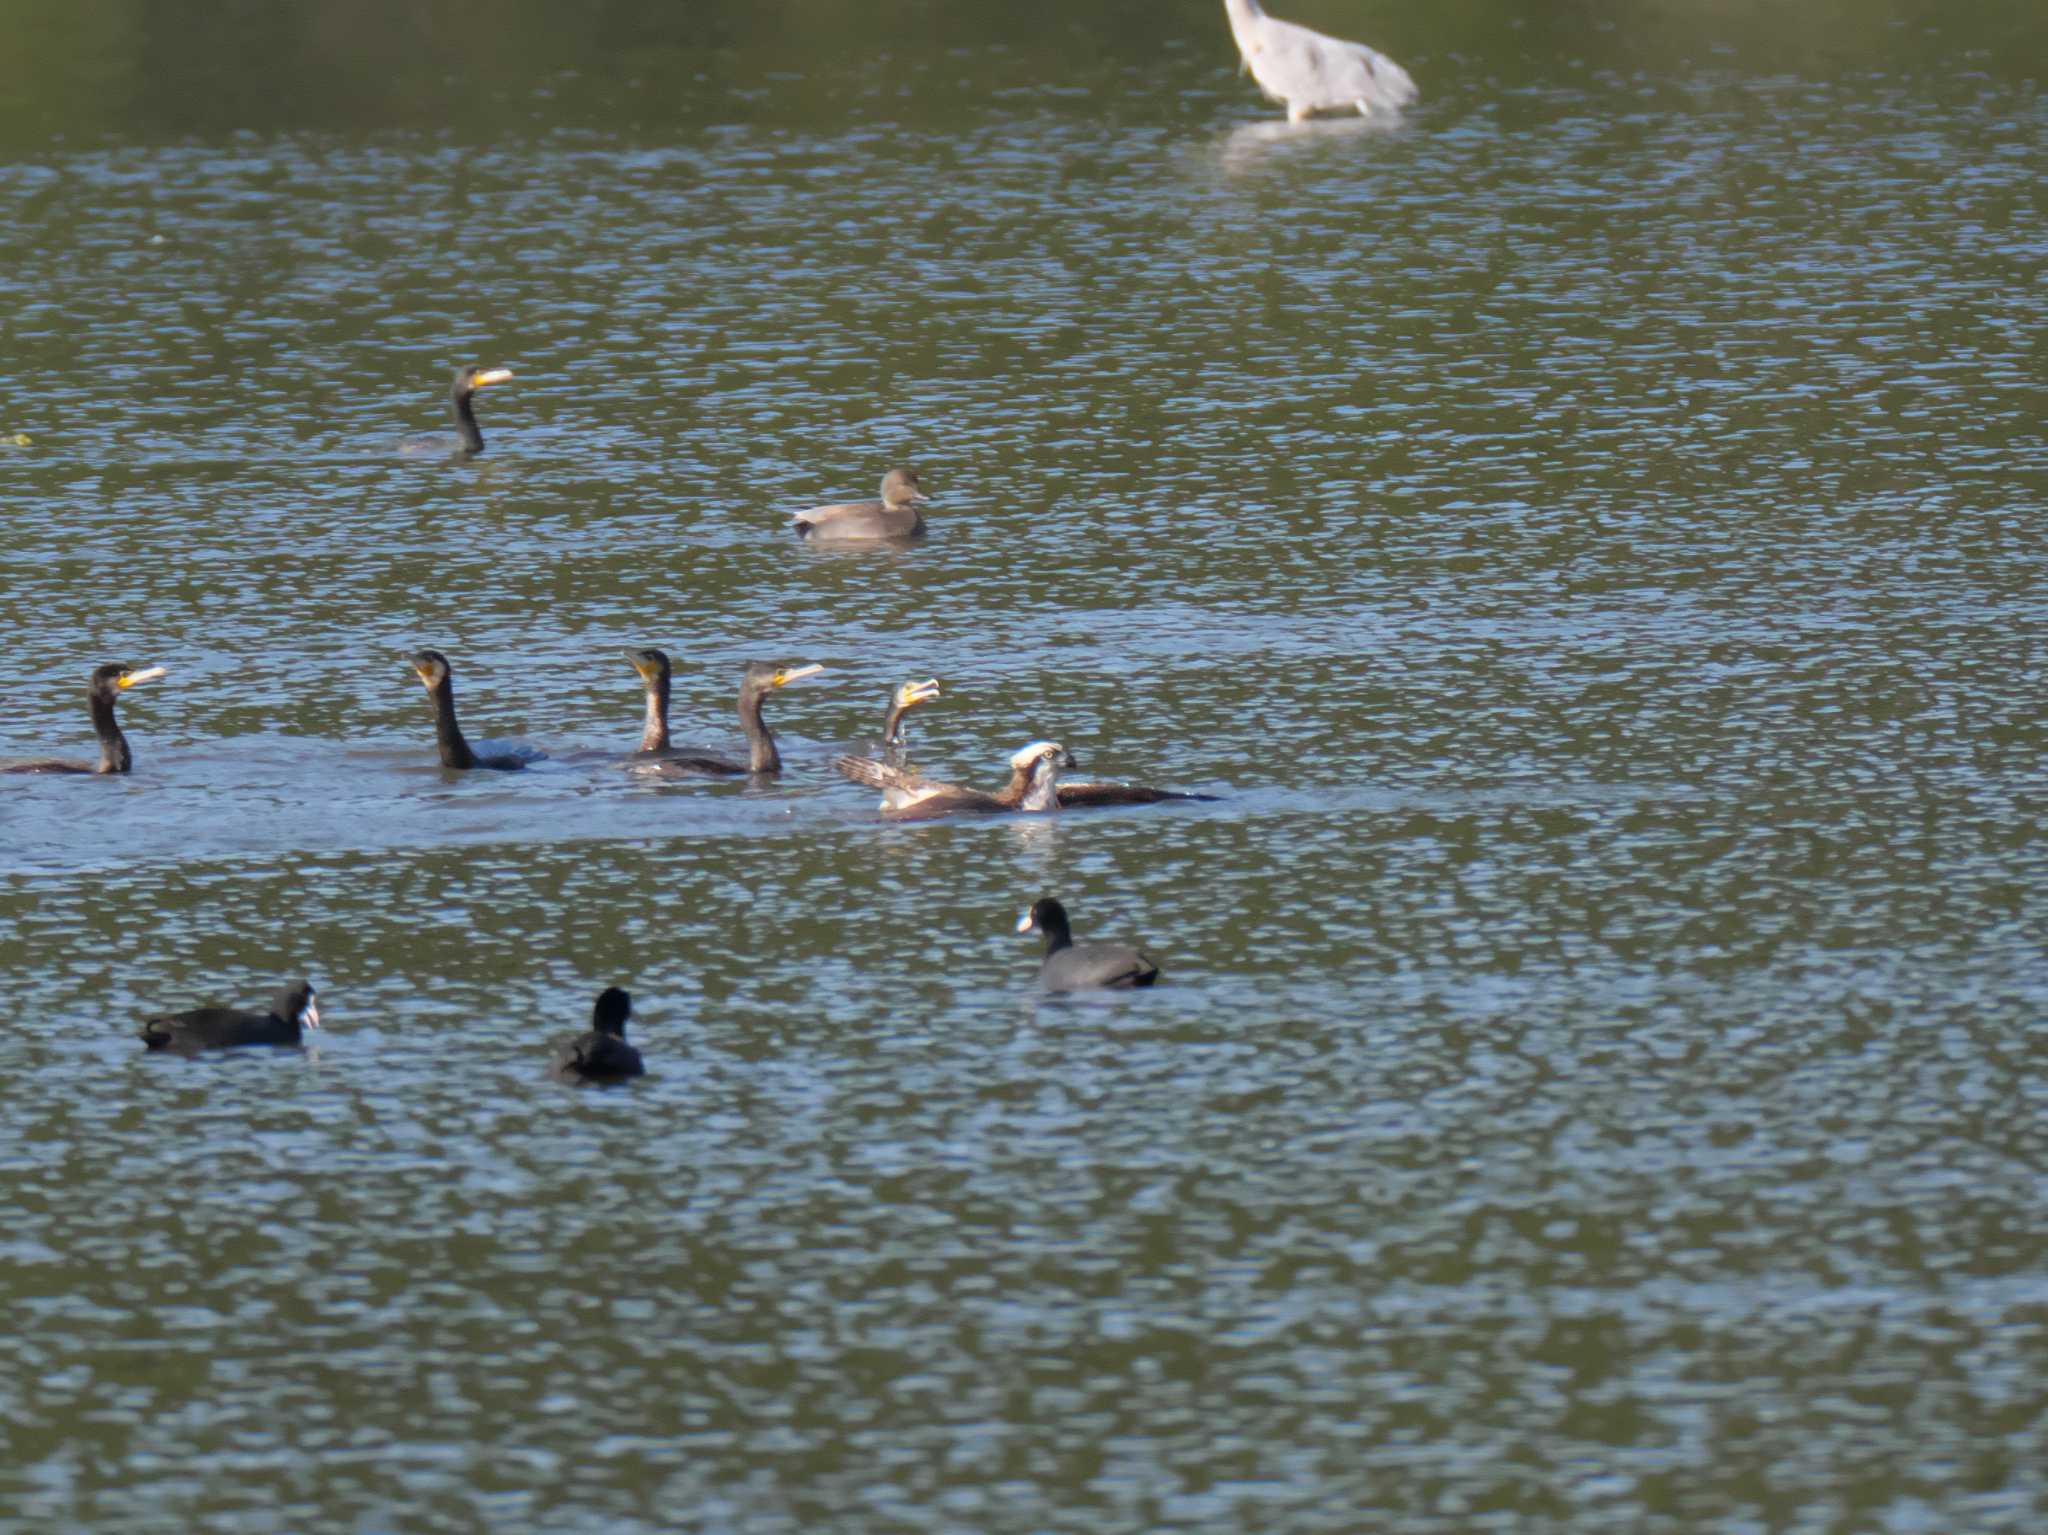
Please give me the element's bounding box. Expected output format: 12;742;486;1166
2;2;2045;1531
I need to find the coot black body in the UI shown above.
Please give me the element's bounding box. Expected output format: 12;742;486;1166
139;980;320;1053
553;987;645;1082
1016;898;1160;992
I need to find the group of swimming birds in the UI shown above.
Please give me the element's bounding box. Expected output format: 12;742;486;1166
11;363;1211;1077
131;891;1160;1082
130;888;1159;1078
17;10;1424;1075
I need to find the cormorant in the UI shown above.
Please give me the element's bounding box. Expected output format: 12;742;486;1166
1;662;167;775
880;677;942;750
406;649;545;770
636;661;824;777
623;647;678;757
399;365;515;459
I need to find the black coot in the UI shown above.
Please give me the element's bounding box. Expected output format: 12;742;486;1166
553;987;645;1082
1016;898;1160;991
140;980;320;1052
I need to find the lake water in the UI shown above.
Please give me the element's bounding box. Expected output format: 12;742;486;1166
1;2;2044;1530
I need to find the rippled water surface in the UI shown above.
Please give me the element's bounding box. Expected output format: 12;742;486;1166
2;2;2045;1531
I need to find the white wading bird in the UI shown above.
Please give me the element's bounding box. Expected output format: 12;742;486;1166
1222;0;1418;122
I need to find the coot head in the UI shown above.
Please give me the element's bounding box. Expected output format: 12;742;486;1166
592;986;632;1037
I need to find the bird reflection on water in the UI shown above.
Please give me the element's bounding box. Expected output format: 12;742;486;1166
1214;113;1404;176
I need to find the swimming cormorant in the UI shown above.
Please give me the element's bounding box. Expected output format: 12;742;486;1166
552;986;645;1082
406;649;545;770
792;468;929;542
139;979;320;1052
637;661;824;778
1;662;167;775
1016;898;1160;991
624;647;678;757
399;365;515;459
881;677;942;749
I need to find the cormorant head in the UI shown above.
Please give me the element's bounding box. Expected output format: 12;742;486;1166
452;364;514;399
880;467;928;509
592;986;632;1036
893;678;942;711
407;649;452;689
273;980;320;1031
626;648;672;687
740;661;825;699
90;662;167;700
883;677;942;744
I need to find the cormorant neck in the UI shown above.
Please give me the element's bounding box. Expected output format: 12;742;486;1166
89;690;132;774
639;677;671;752
882;697;906;747
427;678;476;768
738;686;779;774
449;389;484;455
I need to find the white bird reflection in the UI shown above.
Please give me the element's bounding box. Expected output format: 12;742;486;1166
1215;112;1404;175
